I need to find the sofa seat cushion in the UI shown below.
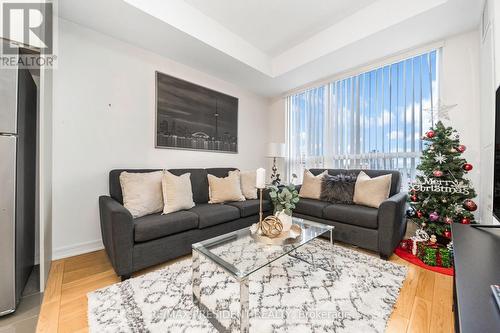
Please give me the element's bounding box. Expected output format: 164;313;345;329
293;198;330;218
323;204;378;229
134;211;199;242
189;204;240;228
226;199;271;217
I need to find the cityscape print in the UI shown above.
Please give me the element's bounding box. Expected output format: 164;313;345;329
155;72;238;153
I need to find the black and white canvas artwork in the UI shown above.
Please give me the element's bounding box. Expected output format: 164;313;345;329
155;72;238;153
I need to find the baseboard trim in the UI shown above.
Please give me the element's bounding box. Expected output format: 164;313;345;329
53;239;104;260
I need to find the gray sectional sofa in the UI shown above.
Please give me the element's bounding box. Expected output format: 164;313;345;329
99;168;271;280
292;169;408;259
99;167;407;280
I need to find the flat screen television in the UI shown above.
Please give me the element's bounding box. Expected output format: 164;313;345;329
494;86;500;222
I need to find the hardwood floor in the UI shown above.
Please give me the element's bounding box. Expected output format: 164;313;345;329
36;248;454;333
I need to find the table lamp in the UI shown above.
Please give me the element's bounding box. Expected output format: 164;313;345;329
266;143;285;185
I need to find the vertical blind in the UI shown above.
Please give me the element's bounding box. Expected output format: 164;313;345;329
286;50;439;187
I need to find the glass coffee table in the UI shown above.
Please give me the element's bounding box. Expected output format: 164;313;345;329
192;217;334;333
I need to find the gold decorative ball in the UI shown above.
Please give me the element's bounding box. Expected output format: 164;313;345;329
261;216;283;238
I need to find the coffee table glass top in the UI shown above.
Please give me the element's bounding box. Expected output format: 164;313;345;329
192;217;333;280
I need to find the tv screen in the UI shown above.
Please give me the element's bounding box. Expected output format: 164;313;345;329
494;86;500;221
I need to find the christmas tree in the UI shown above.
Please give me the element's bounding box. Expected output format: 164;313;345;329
408;121;477;244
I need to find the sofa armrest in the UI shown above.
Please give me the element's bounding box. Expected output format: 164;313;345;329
377;192;408;258
99;196;134;277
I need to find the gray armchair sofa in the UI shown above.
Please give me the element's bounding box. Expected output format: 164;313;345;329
293;169;407;259
99;168;271;280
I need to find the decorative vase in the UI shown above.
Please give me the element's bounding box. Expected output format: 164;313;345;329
275;210;292;232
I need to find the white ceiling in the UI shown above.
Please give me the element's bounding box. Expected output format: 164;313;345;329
183;0;378;56
58;0;483;97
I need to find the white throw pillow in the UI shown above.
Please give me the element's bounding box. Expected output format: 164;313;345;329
208;172;246;203
230;170;257;199
120;171;164;218
162;171;195;214
353;171;392;208
299;170;327;200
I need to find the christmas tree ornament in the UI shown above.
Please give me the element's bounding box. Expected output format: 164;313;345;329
442;198;447;203
450;148;457;153
457;145;466;153
443;230;452;238
406;208;416;218
463;163;473;171
416;210;423;218
461;217;471;224
447;241;454;253
429;211;440;221
444;217;453;224
411;195;418;202
463;199;477;212
430;235;437;244
421;222;426;227
434;152;446;164
423;100;456;121
432;170;443;177
426;130;435;138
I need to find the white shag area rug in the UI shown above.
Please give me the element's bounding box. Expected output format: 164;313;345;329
88;239;407;333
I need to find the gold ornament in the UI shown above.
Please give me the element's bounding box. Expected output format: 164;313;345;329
261;216;283;238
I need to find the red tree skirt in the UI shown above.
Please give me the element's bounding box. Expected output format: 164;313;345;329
394;248;454;276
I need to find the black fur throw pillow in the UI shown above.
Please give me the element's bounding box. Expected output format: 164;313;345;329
320;173;357;204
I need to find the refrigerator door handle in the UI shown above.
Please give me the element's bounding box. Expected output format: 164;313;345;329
0;135;17;315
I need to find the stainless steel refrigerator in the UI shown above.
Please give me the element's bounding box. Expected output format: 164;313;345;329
0;42;37;316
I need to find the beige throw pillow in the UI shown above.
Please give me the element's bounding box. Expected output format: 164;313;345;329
162;171;195;214
299;170;327;200
120;171;163;218
208;172;246;203
230;170;257;199
353;171;392;208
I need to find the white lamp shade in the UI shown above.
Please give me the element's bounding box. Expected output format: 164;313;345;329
266;143;285;158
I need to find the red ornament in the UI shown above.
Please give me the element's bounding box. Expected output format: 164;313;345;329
457;145;466;153
463;163;473;171
443;230;452;239
463;199;477;212
416;210;423;218
461;217;471;224
411;195;418;202
433;170;443;177
426;130;435;138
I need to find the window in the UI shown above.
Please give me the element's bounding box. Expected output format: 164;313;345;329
286;50;439;187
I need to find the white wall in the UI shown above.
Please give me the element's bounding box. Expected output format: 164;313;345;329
440;30;481;219
52;19;270;258
269;30;482;215
267;98;287;178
